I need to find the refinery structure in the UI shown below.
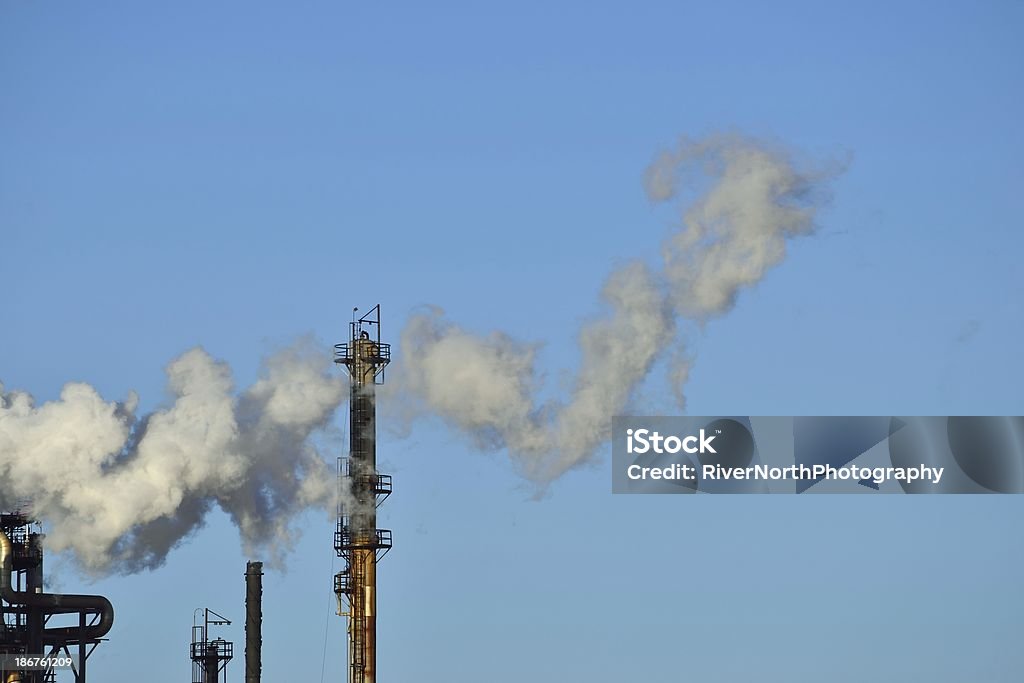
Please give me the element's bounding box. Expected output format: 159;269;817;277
332;305;393;683
0;306;394;682
0;513;114;683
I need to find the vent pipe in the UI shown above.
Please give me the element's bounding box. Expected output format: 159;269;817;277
245;561;263;683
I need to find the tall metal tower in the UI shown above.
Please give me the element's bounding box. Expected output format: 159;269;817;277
333;305;392;683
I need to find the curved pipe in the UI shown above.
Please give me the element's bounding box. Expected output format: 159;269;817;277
0;530;114;641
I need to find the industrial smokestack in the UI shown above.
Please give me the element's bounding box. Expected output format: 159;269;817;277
245;561;263;683
334;305;393;683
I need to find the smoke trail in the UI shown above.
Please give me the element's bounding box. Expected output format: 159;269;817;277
649;134;833;318
0;339;345;575
0;132;839;573
388;133;840;483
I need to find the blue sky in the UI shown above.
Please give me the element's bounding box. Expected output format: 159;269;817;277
2;1;1023;681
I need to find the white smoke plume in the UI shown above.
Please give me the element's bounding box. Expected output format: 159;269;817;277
648;134;834;318
393;261;674;483
0;339;345;575
388;133;840;483
0;132;838;574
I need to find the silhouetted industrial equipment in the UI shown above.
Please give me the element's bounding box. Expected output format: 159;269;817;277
334;305;392;683
244;562;262;683
0;512;114;683
190;608;232;683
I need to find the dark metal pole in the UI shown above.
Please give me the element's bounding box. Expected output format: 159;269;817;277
78;612;86;683
204;644;217;683
25;534;42;668
245;561;263;683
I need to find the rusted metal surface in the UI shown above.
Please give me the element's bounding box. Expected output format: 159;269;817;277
334;306;392;683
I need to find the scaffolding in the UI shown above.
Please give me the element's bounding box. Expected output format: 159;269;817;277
189;608;233;683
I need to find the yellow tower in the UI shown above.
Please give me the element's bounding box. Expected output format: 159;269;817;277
334;305;392;683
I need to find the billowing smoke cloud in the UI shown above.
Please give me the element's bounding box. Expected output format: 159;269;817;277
0;339;345;575
388;133;840;483
0;132;839;574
